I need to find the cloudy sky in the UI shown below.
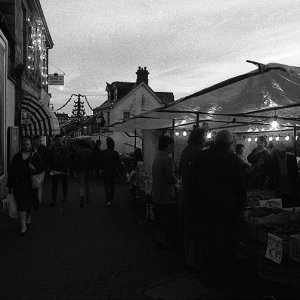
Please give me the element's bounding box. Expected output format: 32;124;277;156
40;0;300;115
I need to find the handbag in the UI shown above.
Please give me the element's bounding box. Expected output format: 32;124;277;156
7;193;18;219
31;172;44;189
30;152;44;189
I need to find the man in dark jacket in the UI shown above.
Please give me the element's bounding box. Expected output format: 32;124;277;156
32;135;49;203
178;128;206;268
270;143;299;206
189;129;246;286
49;135;70;206
99;137;123;206
73;140;95;207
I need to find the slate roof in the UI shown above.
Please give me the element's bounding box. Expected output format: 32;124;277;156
94;81;174;113
155;92;174;105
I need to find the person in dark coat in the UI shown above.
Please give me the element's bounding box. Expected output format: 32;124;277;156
152;135;178;248
247;135;271;188
99;137;123;206
73;140;95;207
7;137;44;235
93;140;102;178
178;127;206;268
49;135;70;206
269;143;299;206
189;129;246;286
32;135;49;203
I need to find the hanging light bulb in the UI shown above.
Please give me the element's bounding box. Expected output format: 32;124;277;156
182;130;187;137
269;137;273;141
271;115;279;130
175;131;180;136
285;136;290;141
275;136;280;141
296;136;299;140
207;132;212;139
247;137;252;142
254;137;258;142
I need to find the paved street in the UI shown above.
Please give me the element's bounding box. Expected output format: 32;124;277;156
1;175;300;299
0;175;187;299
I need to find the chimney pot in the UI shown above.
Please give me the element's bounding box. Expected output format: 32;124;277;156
136;66;149;85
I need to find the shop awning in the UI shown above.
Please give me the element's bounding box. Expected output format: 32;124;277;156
20;96;60;136
111;62;300;133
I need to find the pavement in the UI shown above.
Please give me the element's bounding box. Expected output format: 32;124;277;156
0;175;300;299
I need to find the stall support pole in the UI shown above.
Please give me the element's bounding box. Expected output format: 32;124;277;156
293;126;297;155
196;113;200;128
172;119;175;160
134;129;137;151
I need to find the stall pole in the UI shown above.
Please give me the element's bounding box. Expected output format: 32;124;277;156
134;129;137;151
172;119;175;160
196;113;200;128
293;126;297;155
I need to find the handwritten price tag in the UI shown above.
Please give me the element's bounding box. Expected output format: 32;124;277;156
265;233;283;264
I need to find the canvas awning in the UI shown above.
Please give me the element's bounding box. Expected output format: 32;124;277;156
111;62;300;133
20;96;60;136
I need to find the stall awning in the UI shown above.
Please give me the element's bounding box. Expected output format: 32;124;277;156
111;62;300;133
20;97;60;136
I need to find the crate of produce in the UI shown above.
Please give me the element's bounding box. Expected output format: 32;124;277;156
289;234;300;263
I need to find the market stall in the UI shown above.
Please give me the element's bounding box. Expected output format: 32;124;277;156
110;62;300;286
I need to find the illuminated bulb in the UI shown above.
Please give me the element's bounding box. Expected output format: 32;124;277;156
254;138;258;142
207;132;212;139
269;137;273;141
255;128;259;132
271;120;279;130
275;136;279;141
183;131;187;137
247;137;252;142
175;131;180;136
285;136;289;141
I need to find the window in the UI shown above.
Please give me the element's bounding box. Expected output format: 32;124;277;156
123;111;130;120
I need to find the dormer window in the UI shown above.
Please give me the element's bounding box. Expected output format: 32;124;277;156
123;111;130;120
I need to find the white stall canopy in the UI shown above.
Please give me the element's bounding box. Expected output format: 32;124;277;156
111;62;300;133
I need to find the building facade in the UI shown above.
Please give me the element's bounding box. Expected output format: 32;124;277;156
93;67;174;153
0;0;59;200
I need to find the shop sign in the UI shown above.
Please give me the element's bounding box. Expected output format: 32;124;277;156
48;74;64;85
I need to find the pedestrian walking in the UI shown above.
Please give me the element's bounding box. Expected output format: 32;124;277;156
73;139;95;207
93;140;102;178
99;137;123;206
7;137;44;235
49;135;69;206
32;135;49;203
152;135;178;249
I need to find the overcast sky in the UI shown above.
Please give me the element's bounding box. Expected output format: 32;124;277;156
40;0;300;115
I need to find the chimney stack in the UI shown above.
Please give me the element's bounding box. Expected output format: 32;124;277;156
136;66;149;85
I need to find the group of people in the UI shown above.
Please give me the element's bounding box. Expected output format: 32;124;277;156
236;135;299;205
7;135;123;236
151;128;299;286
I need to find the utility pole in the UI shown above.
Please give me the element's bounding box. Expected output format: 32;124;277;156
71;94;85;122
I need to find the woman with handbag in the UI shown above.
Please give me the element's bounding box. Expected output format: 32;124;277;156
7;137;44;236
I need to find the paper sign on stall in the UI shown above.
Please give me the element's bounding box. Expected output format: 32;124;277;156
265;233;283;264
259;198;282;208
